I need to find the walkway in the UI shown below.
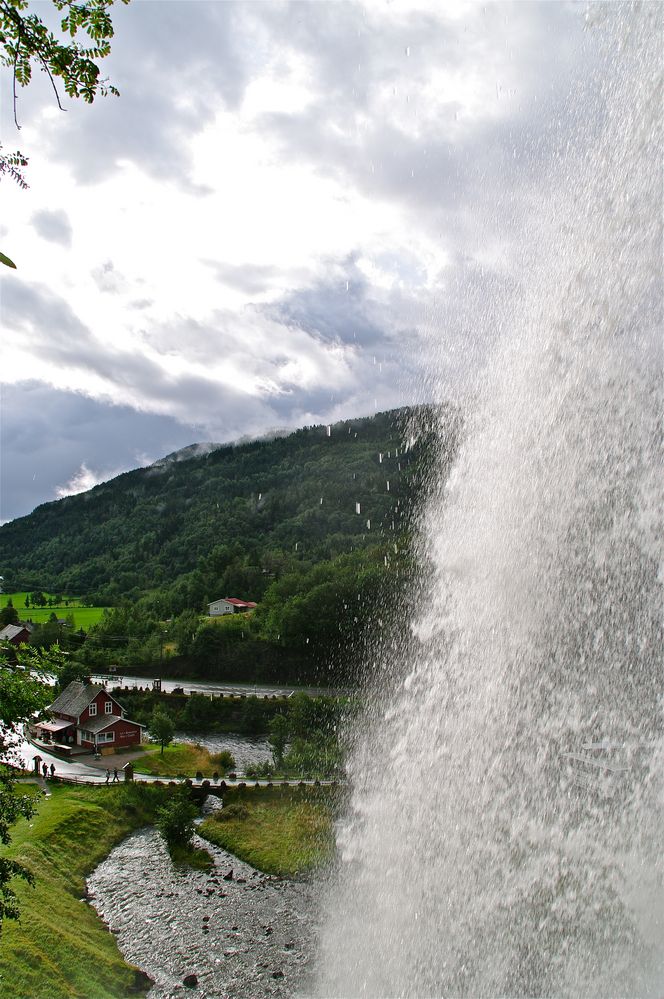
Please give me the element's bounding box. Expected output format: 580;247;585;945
11;732;337;789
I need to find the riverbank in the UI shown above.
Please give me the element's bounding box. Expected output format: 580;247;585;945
0;782;168;999
199;785;340;878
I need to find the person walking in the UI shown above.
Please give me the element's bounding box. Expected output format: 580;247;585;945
42;762;48;779
49;763;55;778
112;767;119;783
105;769;111;784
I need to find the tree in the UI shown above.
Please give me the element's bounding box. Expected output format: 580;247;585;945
0;602;18;627
1;0;128;123
156;790;197;848
149;708;174;756
268;712;289;771
0;646;65;932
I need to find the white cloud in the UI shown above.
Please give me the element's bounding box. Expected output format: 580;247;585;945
0;0;649;521
55;463;115;499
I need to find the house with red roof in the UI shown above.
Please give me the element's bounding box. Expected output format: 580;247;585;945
208;597;258;617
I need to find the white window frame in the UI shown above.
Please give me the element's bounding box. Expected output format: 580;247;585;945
88;703;97;717
105;701;113;714
98;731;115;743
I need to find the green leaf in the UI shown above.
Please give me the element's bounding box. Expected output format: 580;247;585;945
0;252;17;269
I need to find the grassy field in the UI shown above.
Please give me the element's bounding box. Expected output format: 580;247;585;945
199;784;339;878
0;592;107;628
0;781;170;999
133;742;234;778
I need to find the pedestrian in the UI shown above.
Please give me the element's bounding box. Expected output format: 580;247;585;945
105;769;110;784
42;762;48;779
49;763;55;778
113;767;119;782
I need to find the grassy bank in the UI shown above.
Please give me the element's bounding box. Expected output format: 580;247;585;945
0;781;170;999
133;742;232;778
199;784;339;878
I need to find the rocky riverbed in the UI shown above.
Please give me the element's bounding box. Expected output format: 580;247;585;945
87;801;317;997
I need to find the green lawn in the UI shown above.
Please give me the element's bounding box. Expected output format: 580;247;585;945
0;781;170;999
0;592;106;628
199;784;339;878
133;742;234;778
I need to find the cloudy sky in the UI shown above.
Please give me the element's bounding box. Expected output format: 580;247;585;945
1;0;604;522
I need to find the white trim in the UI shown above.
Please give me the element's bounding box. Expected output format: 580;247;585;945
88;703;97;716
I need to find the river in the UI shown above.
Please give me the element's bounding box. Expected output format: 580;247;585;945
87;800;317;998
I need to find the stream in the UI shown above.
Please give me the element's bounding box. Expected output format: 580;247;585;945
87;800;317;997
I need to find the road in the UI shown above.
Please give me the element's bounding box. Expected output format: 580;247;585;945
10;731;337;788
92;673;348;699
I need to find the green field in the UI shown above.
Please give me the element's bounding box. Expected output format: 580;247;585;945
0;781;169;999
0;592;106;628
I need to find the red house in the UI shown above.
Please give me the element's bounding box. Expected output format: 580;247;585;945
0;623;33;646
36;681;145;754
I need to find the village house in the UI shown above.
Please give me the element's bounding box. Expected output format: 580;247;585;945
0;622;33;645
208;597;258;617
35;680;145;754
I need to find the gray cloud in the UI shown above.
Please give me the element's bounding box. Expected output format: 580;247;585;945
1;1;645;525
0;382;200;523
30;1;256;187
202;259;283;296
31;208;73;247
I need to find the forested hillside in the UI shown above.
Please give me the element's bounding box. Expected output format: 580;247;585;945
1;406;459;682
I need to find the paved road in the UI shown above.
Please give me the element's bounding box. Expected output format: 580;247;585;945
93;673;348;699
10;731;337;788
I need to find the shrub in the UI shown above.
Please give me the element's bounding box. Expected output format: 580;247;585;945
211;750;236;773
156;790;198;847
215;803;249;823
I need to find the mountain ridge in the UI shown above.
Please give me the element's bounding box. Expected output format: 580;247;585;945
0;405;456;610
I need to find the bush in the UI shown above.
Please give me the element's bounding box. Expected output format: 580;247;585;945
215;803;249;823
210;750;235;773
245;761;276;780
156;790;198;847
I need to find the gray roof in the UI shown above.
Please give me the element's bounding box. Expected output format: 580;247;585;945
50;681;106;719
80;714;121;734
80;713;146;733
0;623;29;641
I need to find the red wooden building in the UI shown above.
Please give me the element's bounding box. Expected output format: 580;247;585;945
36;681;145;754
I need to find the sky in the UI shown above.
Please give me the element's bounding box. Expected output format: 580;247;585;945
0;0;602;522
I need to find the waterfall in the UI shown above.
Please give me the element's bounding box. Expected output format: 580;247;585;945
317;6;663;996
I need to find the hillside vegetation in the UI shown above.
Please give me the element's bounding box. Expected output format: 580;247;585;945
0;406;459;683
0;783;166;999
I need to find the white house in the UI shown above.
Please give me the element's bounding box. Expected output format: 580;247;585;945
208;597;258;617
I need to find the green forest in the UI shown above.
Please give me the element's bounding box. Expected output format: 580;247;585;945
0;406;459;684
